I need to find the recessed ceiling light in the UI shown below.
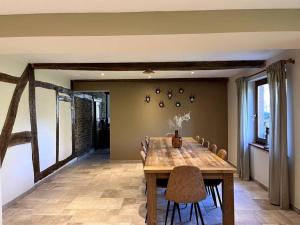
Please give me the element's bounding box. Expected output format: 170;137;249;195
101;72;105;76
191;71;194;75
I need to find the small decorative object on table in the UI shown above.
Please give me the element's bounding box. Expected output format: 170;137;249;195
172;130;182;148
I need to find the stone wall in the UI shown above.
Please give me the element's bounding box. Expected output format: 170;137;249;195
74;97;94;155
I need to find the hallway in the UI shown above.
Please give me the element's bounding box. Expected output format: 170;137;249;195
3;152;300;225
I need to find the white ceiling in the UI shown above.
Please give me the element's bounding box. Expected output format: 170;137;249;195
1;31;298;79
0;33;297;60
1;0;300;14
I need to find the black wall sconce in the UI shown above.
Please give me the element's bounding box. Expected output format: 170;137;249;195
159;101;165;108
189;95;195;103
175;101;181;107
167;91;173;99
179;88;184;94
145;95;151;103
155;88;161;94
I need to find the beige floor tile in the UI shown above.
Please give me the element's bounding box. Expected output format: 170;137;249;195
3;151;300;225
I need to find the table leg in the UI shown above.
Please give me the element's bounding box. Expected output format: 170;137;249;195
222;173;235;225
146;173;157;225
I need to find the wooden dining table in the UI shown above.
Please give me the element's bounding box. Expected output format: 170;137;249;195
144;137;237;225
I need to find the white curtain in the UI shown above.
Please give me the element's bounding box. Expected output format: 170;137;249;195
236;77;250;180
267;61;290;209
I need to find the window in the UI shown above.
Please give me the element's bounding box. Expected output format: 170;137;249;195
255;78;270;145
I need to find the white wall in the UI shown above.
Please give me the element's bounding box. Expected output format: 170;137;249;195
36;88;56;171
59;101;72;161
2;84;33;205
227;49;300;209
0;57;33;207
0;58;72;209
250;146;269;188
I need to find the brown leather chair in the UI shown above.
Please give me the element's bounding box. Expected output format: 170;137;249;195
145;136;150;149
217;149;228;160
205;149;228;209
141;141;148;155
199;138;205;146
203;140;210;148
140;150;147;166
165;166;206;225
209;144;218;154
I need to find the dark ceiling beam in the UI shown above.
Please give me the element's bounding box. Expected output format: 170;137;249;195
32;60;265;71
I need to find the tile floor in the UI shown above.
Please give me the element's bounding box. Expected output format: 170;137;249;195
3;151;300;225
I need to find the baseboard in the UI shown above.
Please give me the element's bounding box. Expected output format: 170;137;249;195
250;177;269;191
2;157;78;210
291;204;300;214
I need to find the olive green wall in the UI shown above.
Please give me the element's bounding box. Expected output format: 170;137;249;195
1;10;300;37
73;79;228;160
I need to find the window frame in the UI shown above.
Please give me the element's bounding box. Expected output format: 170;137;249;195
255;78;269;145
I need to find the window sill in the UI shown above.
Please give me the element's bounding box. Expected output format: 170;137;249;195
249;143;269;152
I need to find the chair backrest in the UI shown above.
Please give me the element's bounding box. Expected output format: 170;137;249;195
203;140;210;148
166;166;206;203
217;149;227;160
199;138;205;146
141;144;147;154
140;150;146;166
209;144;218;154
145;136;150;148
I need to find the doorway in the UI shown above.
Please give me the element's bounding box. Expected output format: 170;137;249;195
94;92;110;152
74;91;110;157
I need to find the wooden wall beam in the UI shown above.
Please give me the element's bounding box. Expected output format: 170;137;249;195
39;155;75;180
8;131;32;148
33;60;266;71
35;80;72;95
0;65;30;165
28;66;41;182
55;90;59;163
71;94;76;156
0;72;19;84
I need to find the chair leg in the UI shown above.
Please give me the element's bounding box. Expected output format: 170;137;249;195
189;203;193;221
206;186;210;195
215;185;223;210
194;203;199;225
176;203;182;222
170;202;176;225
210;186;217;208
145;212;147;223
196;202;205;225
165;201;170;225
145;182;147;194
